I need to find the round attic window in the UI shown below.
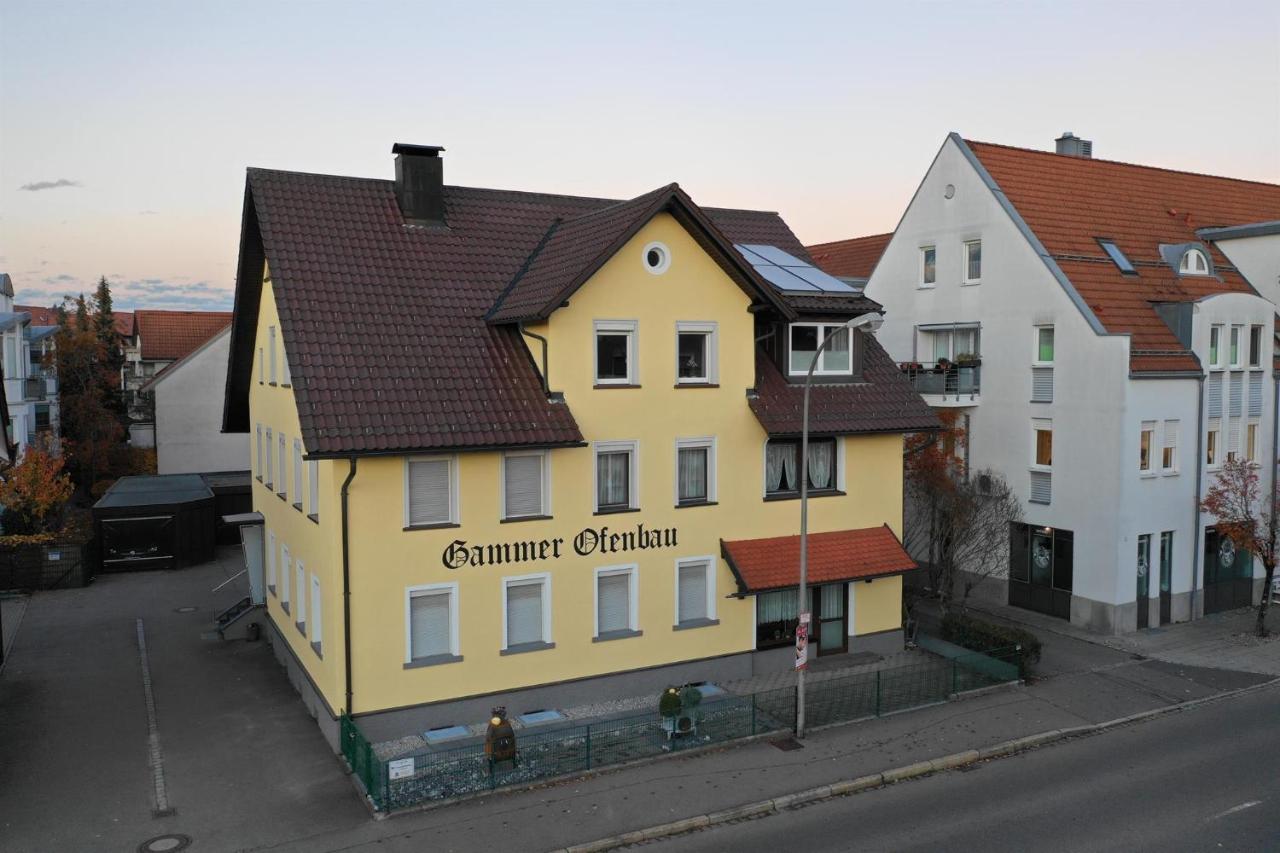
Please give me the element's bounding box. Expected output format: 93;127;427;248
944;184;956;199
1179;248;1209;276
643;241;671;275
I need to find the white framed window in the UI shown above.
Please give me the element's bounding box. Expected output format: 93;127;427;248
1031;419;1053;469
1162;420;1179;473
266;530;277;592
502;573;552;651
594;440;639;512
255;425;263;478
277;432;287;497
502;450;549;520
292;439;303;508
1035;326;1055;365
280;544;291;610
1229;325;1243;369
594;320;638;386
923;326;979;362
1209;325;1223;369
963;239;982;284
788;323;852;376
1206;418;1221;467
307;459;319;519
258;348;264;384
294;559;306;630
405;456;458;528
675;437;716;505
594;564;639;639
674;557;716;627
675;321;718;384
920;246;936;287
268;325;277;383
406;583;459;663
1179;248;1209;275
1139;421;1155;473
264;428;274;488
642;241;671;275
1246;420;1259;463
310;574;322;652
765;437;838;495
1249;325;1263;369
281;340;291;386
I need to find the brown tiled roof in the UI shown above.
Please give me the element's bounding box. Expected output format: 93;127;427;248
136;310;233;361
225;171;812;456
748;338;939;437
721;525;915;594
965;139;1280;374
17;305;134;336
806;233;892;280
782;292;882;317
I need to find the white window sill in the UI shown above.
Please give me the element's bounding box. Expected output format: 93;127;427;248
1139;471;1157;479
917;283;936;290
961;280;982;286
1032;362;1055;369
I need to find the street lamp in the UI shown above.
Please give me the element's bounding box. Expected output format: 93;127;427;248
796;311;883;739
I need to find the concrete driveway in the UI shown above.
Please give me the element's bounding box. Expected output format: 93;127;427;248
0;547;366;852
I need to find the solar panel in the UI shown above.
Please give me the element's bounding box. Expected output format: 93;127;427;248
734;244;856;294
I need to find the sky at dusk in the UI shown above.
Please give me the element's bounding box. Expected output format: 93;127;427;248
2;0;1278;312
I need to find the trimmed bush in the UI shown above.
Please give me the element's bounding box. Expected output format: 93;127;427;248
941;614;1042;679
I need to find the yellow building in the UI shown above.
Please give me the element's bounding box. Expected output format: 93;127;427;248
222;144;936;748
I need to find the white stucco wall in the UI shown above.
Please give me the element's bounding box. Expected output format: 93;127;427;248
151;326;248;475
1215;234;1280;307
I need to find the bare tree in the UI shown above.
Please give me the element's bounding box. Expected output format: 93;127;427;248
1200;456;1276;638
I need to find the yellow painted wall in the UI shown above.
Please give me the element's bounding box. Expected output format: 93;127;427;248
337;213;907;714
249;266;345;712
852;575;903;636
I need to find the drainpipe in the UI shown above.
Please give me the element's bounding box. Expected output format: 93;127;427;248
1191;376;1205;620
341;457;359;715
519;323;550;395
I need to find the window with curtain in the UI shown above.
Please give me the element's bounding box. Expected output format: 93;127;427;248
765;438;836;495
921;246;936;285
310;574;322;651
964;240;982;282
505;580;546;648
264;429;273;487
756;588;800;648
294;560;306;629
788;324;853;376
1162;420;1178;471
266;530;276;591
255;425;262;478
409;589;453;660
677;441;712;504
596;446;633;511
1139;422;1154;472
407;458;453;526
504;452;545;518
677;560;712;625
596;569;633;636
280;545;291;608
268;325;277;382
277;433;287;497
307;460;319;518
292;440;303;507
1032;422;1053;468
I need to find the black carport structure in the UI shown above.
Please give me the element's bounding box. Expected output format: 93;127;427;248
92;475;217;572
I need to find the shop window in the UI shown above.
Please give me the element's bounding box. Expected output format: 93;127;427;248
756;588;800;648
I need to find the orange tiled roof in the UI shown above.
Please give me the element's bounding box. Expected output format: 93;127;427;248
720;526;915;594
965;140;1280;374
805;232;892;280
17;305;134;336
135;310;233;361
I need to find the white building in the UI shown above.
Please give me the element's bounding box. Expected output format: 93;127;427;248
0;274;57;456
139;324;247;475
811;133;1280;634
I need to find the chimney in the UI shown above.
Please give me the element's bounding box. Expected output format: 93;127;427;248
1055;132;1092;158
392;143;446;225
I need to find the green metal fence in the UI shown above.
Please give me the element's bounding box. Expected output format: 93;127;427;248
342;644;1019;812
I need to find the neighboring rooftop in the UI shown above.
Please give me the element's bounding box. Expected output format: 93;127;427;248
16;304;135;337
806;232;893;281
135;309;233;361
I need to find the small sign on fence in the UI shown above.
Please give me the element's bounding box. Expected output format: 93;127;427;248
388;757;415;780
795;612;810;670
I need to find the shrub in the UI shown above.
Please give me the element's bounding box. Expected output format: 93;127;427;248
941;614;1042;679
658;688;681;718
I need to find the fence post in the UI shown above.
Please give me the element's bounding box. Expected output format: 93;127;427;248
382;756;390;813
875;669;882;717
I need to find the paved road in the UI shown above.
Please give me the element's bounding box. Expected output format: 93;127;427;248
657;683;1280;853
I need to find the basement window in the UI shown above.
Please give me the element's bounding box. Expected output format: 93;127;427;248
1097;239;1136;275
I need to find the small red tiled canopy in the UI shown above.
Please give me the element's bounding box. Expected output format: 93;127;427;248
721;526;916;595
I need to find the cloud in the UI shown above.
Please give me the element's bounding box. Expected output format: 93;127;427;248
42;273;78;285
18;178;82;192
139;210;159;215
112;278;234;312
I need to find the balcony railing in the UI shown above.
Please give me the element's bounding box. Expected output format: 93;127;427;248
24;376;46;401
899;360;981;402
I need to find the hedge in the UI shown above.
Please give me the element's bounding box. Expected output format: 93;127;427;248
940;614;1042;679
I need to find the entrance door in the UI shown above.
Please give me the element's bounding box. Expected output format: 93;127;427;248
1136;535;1151;630
1159;531;1173;625
813;584;847;656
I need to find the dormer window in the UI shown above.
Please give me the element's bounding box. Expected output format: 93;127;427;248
788;323;852;377
1179;248;1209;276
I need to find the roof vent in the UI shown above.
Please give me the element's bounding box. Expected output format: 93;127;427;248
1055;132;1092;158
392;143;446;226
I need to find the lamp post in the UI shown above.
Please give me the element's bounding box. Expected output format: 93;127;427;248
796;311;883;739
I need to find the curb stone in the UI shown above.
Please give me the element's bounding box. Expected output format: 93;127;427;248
551;676;1280;853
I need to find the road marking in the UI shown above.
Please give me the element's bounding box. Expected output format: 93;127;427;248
1209;800;1261;821
136;618;174;817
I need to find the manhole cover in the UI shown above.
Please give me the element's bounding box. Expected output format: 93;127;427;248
138;835;191;853
174;606;198;614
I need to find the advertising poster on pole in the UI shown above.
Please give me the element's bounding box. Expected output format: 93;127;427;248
795;612;811;670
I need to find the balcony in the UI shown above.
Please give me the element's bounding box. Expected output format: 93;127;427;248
899;360;980;406
24;376;46;401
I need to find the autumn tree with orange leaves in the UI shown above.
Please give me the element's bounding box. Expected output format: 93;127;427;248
1199;456;1276;637
0;438;74;535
